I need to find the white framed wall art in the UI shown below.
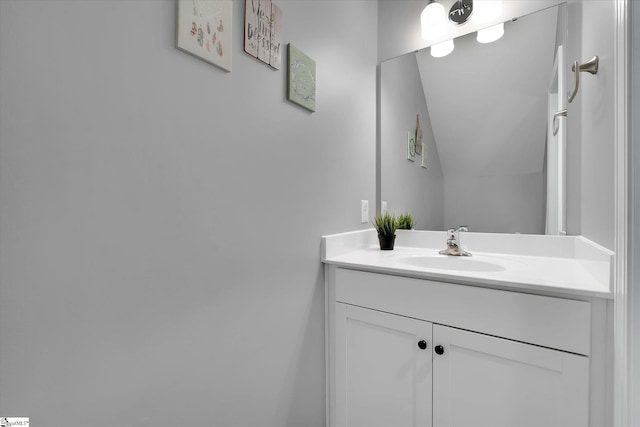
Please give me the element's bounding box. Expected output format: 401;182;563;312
176;0;232;71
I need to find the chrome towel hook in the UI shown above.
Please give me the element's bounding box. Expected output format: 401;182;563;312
568;56;599;103
553;109;567;136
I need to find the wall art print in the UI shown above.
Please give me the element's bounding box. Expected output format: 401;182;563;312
176;0;232;71
287;44;316;112
244;0;283;69
415;114;422;155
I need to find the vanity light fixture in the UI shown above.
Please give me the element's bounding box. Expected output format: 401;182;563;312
431;39;454;58
421;0;447;40
449;0;473;25
477;23;504;43
472;0;501;22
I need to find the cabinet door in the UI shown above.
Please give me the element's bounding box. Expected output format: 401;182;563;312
432;325;588;427
335;303;433;427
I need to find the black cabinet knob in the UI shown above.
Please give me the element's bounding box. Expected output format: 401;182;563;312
434;345;445;355
418;340;428;350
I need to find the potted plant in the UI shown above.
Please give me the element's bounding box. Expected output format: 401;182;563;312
397;212;415;230
372;212;398;250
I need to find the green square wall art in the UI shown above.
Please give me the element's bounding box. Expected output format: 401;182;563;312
287;44;316;112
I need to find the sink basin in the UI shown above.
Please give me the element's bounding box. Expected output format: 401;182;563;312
397;255;507;272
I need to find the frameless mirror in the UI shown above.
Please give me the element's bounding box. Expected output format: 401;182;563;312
379;3;567;234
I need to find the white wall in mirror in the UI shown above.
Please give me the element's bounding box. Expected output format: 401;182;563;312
380;54;445;231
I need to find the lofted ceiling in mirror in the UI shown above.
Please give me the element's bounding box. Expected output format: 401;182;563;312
418;6;557;180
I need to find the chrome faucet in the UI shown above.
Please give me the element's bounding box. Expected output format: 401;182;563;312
439;226;472;256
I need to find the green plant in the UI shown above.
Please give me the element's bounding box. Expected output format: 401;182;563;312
397;212;415;230
372;212;398;236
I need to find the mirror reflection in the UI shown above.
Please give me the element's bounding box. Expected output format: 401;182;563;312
380;4;566;234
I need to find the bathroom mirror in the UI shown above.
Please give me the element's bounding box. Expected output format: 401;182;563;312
380;3;567;234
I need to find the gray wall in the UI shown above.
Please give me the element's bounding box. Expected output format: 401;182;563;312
577;0;616;250
379;54;444;230
534;0;617;249
0;1;377;425
565;0;582;237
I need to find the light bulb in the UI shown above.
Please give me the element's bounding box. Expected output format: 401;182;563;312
431;39;454;57
477;23;504;43
421;1;446;40
473;0;502;23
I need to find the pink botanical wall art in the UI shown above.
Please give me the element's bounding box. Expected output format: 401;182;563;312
244;0;283;69
176;0;232;72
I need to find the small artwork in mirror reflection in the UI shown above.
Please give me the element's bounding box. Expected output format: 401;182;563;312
415;115;423;155
407;132;415;161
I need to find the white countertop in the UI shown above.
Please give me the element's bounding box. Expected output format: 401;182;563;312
321;229;613;299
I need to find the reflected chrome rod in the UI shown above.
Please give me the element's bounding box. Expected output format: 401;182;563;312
553;109;567;136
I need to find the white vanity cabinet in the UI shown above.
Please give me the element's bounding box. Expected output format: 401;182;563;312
431;324;588;427
327;267;592;427
335;304;433;427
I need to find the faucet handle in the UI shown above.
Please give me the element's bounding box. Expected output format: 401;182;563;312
456;225;469;233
